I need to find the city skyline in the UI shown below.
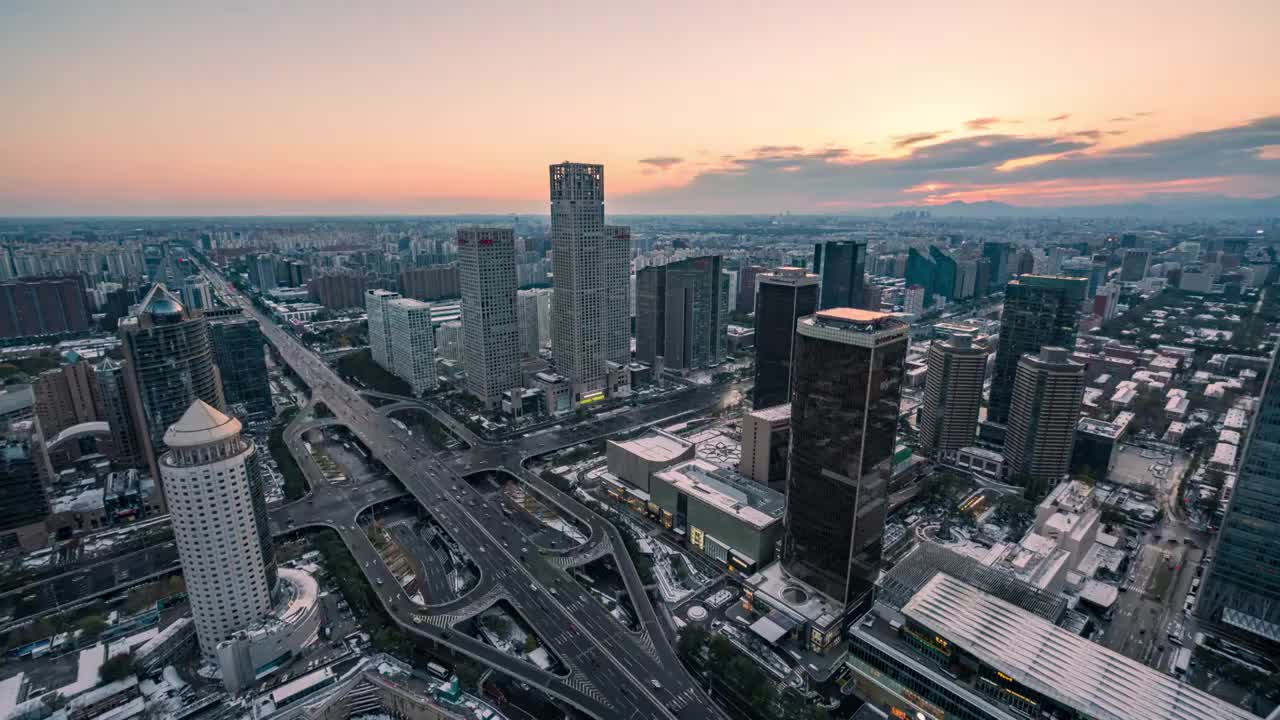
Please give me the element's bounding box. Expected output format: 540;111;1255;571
3;2;1279;216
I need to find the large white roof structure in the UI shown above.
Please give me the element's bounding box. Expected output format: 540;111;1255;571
901;573;1256;720
163;400;241;448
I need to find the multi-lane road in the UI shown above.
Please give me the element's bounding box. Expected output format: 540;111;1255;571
211;272;727;720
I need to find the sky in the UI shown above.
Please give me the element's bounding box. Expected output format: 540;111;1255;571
1;0;1278;216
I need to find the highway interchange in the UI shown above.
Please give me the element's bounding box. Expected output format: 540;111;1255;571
209;269;732;720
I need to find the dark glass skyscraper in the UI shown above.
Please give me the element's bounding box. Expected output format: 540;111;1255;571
751;268;818;410
120;284;225;503
209;316;273;421
1199;348;1280;640
813;240;866;310
904;248;936;307
981;242;1013;293
929;246;957;301
634;256;725;371
987;275;1088;428
782;309;908;613
0;440;50;553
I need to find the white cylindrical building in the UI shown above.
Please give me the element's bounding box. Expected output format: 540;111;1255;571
161;400;274;658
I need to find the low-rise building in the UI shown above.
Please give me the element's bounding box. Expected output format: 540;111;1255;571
738;404;790;490
605;431;695;492
650;458;784;571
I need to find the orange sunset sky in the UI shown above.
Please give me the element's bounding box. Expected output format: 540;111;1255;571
1;0;1277;215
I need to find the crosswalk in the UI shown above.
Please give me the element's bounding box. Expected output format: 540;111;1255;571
563;673;612;708
637;631;660;661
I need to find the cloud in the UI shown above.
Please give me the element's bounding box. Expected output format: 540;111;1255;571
1110;116;1135;122
751;145;803;155
893;132;944;149
965;117;1001;130
1136;111;1155;117
638;156;684;170
615;115;1280;212
1049;114;1071;122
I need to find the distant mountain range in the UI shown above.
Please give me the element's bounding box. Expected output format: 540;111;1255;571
872;195;1280;219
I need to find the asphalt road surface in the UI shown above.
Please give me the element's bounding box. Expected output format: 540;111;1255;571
209;270;727;720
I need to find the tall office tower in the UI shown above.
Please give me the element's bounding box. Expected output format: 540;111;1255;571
1199;348;1280;639
365;289;401;370
603;225;632;365
663;256;725;371
179;276;213;310
928;246;958;301
986;275;1088;429
387;298;438;395
813;240;866;310
919;335;988;461
904;247;937;307
33;355;102;438
549;162;608;402
635;266;666;367
0;438;52;552
0;275;92;340
160;401;275;658
251;255;277;291
517;290;542;358
1003;347;1085;499
782;309;908;615
209;317;273;420
737;265;767;318
399;264;461;301
751;268;818;409
94;358;143;468
982;242;1013;292
1120;248;1151;282
119;284;225;499
458;227;520;409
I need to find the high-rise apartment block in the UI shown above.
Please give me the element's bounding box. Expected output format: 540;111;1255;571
1199;348;1280;640
307;272;370;310
386;298;438;395
604;225;632;365
987;275;1088;429
0;275;92;340
782;309;908;615
209;317;273;420
458;228;520;408
119;285;225;496
751;268;818;409
550;162;608;402
1003;347;1085;499
399;264;460;301
919;334;988;461
813;240;866;310
33;355;102;438
634;256;726;371
365;289;401;370
160;401;275;658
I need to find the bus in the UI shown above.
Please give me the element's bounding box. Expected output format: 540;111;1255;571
1172;647;1191;678
425;661;452;681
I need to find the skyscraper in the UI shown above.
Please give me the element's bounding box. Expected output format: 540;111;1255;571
1120;248;1151;282
387;298;439;395
634;257;726;371
751;268;818;409
365;289;401;371
919;334;988;461
33;354;102;438
982;242;1013;292
635;266;666;367
458;227;520;408
94;358;143;468
517;290;542;358
119;284;225;497
550;162;608;402
904;248;937;307
1199;348;1280;640
782;309;908;614
251;255;277;291
929;246;958;301
737;265;767;314
160;401;275;658
604;225;632;366
1003;347;1085;499
813;240;866;310
209;317;272;420
986;275;1088;430
0;439;51;553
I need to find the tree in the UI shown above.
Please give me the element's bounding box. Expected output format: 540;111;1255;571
676;626;709;662
77;615;106;641
99;654;138;684
522;635;539;654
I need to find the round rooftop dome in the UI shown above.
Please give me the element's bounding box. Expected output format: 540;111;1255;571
146;296;185;320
